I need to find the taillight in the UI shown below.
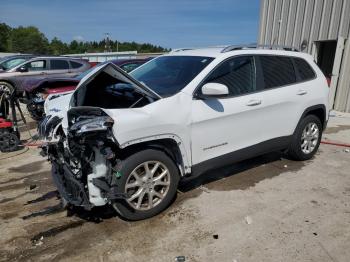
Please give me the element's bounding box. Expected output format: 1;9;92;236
326;77;331;87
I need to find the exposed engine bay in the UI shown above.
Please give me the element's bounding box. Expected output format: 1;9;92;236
41;108;125;209
72;64;158;108
39;63;159;210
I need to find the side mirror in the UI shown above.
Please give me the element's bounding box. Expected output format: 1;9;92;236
201;83;229;97
17;66;28;72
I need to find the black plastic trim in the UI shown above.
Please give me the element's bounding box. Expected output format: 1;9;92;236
297;104;327;131
191;136;292;177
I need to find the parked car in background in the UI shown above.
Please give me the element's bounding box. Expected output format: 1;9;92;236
0;54;36;71
24;58;151;120
39;46;329;221
113;58;151;73
0;56;90;94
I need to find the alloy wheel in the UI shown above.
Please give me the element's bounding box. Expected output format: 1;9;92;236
125;161;171;211
301;122;319;154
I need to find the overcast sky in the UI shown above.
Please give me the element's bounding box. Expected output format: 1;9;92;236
0;0;260;49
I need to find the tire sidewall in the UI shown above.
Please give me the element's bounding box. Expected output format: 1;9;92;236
292;115;322;160
0;81;15;95
112;149;180;221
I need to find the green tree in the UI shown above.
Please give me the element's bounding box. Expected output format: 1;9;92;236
0;23;11;52
0;22;169;55
9;26;49;54
49;37;69;55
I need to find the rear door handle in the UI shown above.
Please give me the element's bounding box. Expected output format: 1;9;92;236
297;90;307;95
246;99;262;106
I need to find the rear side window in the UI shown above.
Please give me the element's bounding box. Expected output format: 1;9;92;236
51;59;69;70
260;56;296;89
71;61;83;69
205;56;256;96
293;58;316;81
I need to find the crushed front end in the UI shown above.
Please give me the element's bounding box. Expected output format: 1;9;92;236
40;107;126;209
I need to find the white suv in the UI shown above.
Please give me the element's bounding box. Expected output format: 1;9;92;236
40;45;329;220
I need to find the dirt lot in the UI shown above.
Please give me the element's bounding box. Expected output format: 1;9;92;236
1;112;350;262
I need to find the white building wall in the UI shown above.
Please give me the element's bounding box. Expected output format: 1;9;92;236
258;0;350;112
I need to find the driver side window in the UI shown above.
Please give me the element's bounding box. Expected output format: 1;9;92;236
204;56;257;96
24;60;47;71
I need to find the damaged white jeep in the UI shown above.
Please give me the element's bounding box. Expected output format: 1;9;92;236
39;45;329;220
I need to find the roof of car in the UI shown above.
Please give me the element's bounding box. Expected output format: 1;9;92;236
167;45;312;60
168;47;224;58
0;54;35;60
27;56;85;60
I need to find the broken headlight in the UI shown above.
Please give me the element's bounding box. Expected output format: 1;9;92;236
69;116;114;134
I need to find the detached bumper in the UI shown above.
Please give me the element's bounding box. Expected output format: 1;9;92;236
51;162;92;209
38;115;62;140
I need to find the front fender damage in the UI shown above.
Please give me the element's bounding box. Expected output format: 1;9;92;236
40;107;129;210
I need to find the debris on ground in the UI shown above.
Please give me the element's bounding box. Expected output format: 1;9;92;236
213;234;219;239
284;165;288;168
29;184;37;190
198;185;210;193
245;216;253;225
175;256;186;262
33;236;44;246
344;149;350;153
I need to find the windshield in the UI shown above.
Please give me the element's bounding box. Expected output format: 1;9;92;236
0;57;28;70
130;56;214;96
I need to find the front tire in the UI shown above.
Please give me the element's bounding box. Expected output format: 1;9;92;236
287;115;322;160
112;149;180;221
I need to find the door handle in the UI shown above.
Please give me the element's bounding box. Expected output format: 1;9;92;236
246;99;262;106
297;90;307;95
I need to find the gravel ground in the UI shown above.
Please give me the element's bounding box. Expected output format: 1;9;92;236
0;112;349;262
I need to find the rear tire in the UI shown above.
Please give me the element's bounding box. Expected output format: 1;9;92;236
112;149;179;221
287;115;322;160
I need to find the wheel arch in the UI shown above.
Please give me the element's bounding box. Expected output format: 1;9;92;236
300;104;327;130
119;135;191;176
0;79;15;88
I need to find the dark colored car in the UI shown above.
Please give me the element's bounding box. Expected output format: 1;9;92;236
0;56;91;94
24;58;151;120
113;58;151;73
0;54;36;71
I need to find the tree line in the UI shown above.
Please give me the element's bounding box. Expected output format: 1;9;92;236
0;22;169;55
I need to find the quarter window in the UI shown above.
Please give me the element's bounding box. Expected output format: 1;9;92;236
260;56;296;89
51;59;70;70
293;58;316;81
205;56;256;96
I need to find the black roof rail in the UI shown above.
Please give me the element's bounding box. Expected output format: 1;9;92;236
221;44;299;53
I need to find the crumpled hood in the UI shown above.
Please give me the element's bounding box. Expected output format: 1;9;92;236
71;62;161;107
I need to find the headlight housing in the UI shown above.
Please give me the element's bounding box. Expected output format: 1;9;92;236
70;116;114;134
